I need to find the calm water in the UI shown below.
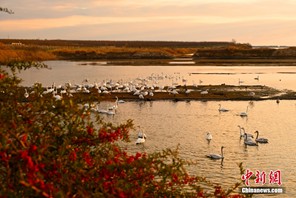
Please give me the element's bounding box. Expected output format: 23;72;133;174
16;61;296;196
100;100;296;197
17;60;296;91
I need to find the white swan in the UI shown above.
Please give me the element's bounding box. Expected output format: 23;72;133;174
139;94;144;99
200;89;209;95
137;130;147;139
98;109;108;114
106;109;115;115
149;91;154;97
170;90;179;95
218;104;229;112
135;136;145;144
240;106;249;117
24;89;29;98
206;146;224;159
118;99;125;103
206;132;212;141
249;92;255;97
244;133;258;146
108;96;119;110
240;127;254;138
53;90;62;101
43;86;54;94
136;127;147;144
136;130;146;145
185;89;191;94
238;125;245;138
254;131;268;143
98;107;115;115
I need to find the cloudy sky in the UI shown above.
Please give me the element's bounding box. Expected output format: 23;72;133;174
1;0;296;46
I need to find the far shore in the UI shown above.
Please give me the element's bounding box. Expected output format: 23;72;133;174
3;39;296;66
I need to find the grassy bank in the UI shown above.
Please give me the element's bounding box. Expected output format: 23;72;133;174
51;46;196;60
0;42;56;65
0;40;198;64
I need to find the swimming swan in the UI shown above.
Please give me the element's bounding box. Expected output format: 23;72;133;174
254;131;268;143
218;104;229;112
136;129;147;145
238;126;253;138
206;146;224;159
244;133;258;146
108;96;119;110
206;132;213;141
240;106;249;117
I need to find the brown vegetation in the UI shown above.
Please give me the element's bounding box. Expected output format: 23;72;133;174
0;39;237;63
51;46;196;60
0;40;200;63
194;44;296;59
2;39;296;66
0;42;56;65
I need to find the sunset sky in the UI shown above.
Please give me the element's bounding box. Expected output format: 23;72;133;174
1;0;296;46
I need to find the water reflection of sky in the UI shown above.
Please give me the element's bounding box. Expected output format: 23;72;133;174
17;60;296;91
99;100;296;197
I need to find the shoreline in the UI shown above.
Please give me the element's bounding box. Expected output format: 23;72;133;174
72;58;296;66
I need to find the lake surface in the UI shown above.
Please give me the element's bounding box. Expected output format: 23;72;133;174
17;60;296;91
16;60;296;196
98;99;295;197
